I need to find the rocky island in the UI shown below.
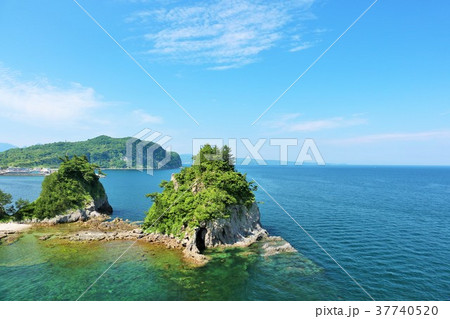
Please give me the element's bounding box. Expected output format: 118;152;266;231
140;144;295;263
0;155;113;241
15;155;113;222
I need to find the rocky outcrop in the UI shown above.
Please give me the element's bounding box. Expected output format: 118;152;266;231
182;202;268;260
39;206;294;265
261;236;297;256
169;173;292;263
94;194;113;215
29;195;112;224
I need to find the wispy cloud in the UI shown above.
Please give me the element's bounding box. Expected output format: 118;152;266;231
126;0;316;69
290;116;367;132
289;42;315;52
132;109;163;124
328;130;450;145
266;113;367;132
0;67;105;125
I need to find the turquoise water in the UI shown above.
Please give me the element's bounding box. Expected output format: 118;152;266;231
0;166;449;300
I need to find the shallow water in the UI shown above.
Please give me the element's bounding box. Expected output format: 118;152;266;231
0;226;323;301
0;166;449;300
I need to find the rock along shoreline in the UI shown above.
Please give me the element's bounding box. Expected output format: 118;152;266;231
0;205;297;266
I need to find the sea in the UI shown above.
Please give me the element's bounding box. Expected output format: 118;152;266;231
0;166;449;300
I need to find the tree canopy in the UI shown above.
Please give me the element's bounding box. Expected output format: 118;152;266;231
0;189;29;222
143;145;256;236
14;156;107;220
0;189;12;220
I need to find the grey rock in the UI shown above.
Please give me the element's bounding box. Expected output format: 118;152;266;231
183;202;268;258
171;173;179;190
262;239;297;256
35;196;113;225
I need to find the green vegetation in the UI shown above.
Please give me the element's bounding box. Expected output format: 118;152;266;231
0;189;29;222
0;135;182;169
13;156;108;221
143;145;257;236
0;189;13;221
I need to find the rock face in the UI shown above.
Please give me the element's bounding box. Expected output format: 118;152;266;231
183;202;268;259
32;195;112;224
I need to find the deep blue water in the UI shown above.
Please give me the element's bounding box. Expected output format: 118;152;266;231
0;166;449;300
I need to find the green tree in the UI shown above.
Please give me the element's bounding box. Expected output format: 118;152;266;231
221;145;235;168
0;189;12;220
14;198;30;211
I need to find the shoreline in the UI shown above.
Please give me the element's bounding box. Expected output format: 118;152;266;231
0;223;32;232
0;223;32;243
0;173;49;177
0;217;296;265
0;166;183;177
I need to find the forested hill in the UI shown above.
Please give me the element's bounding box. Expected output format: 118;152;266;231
0;135;182;169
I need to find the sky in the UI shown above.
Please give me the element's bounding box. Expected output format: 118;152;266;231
0;0;449;165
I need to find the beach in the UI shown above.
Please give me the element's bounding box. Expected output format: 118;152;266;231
0;223;32;232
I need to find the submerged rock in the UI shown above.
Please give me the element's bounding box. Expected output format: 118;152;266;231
261;238;297;257
39;235;52;241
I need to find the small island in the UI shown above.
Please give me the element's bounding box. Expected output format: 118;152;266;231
142;144;292;262
1;146;296;264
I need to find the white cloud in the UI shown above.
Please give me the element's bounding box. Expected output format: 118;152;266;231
328;130;450;145
279;112;303;122
289;116;367;132
126;0;316;69
132;109;163;124
290;42;314;52
0;67;104;124
266;113;367;132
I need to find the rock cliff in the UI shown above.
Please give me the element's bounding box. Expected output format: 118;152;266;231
29;195;112;224
183;202;268;261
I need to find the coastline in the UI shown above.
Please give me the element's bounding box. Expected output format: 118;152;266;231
0;216;296;266
0;222;32;232
0;166;183;177
0;173;49;177
0;223;32;244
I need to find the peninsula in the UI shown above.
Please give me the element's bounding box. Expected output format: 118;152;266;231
0;135;182;170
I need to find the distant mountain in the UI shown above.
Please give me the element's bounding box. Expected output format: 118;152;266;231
0;143;17;152
0;135;182;169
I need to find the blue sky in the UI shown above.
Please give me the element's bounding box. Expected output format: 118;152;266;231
0;0;449;164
